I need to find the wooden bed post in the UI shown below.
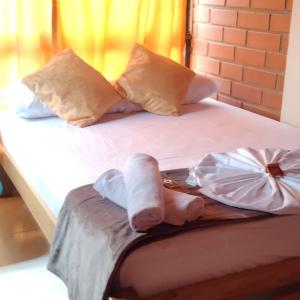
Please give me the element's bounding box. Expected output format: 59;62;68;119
185;0;192;68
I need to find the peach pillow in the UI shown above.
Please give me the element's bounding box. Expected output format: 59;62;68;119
115;44;195;116
22;49;121;127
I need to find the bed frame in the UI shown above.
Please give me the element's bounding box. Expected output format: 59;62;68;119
1;141;300;299
0;142;56;241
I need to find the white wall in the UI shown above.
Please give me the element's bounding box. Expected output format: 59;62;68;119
281;0;300;128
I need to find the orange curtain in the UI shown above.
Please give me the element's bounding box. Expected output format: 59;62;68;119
0;0;187;88
0;0;52;88
55;0;187;80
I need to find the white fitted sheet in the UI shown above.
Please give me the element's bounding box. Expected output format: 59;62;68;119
1;98;300;296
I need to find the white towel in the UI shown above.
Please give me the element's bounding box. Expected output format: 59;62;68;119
188;148;300;214
93;169;126;208
124;153;164;231
163;188;203;225
93;169;204;226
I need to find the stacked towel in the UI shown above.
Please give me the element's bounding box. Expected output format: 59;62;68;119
124;154;165;231
163;188;203;225
95;169;125;208
94;154;204;231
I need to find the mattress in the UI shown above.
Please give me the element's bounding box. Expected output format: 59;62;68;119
1;98;300;297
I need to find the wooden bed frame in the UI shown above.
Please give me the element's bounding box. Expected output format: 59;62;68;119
1;141;300;299
0;142;56;242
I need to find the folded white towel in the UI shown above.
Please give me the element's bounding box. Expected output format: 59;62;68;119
124;153;164;231
94;168;204;226
163;188;203;225
93;169;126;208
188;148;300;214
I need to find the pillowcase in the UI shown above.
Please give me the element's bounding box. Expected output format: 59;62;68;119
2;75;216;119
115;43;196;116
2;80;142;118
5;56;216;119
185;74;218;104
22;49;121;127
1;80;56;118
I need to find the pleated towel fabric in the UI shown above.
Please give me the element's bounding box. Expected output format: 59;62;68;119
187;148;300;214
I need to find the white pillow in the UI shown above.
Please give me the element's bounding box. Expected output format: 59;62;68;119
2;80;142;118
185;74;218;104
2;80;55;119
106;99;143;114
2;75;217;119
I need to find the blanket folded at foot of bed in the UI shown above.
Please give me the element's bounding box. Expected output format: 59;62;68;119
47;168;269;300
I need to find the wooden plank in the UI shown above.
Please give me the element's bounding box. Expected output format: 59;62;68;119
276;290;300;300
109;258;300;299
144;258;300;300
0;143;56;243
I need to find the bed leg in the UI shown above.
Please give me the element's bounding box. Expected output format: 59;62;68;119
0;165;15;197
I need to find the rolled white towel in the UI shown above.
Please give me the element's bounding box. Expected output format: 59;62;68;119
94;168;204;227
164;188;203;225
124;153;164;231
93;169;126;208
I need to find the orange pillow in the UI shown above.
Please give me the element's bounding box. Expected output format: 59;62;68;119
115;44;195;116
22;49;121;127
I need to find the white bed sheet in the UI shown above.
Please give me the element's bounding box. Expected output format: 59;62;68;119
1;98;300;296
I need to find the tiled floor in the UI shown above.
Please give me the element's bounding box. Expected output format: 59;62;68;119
0;196;48;266
0;196;68;300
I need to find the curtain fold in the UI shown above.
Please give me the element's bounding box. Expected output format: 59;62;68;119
0;0;52;88
56;0;187;80
0;0;187;88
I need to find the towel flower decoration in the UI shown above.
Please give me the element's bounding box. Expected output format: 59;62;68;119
187;148;300;214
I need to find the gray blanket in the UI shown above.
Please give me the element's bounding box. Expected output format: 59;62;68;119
48;168;269;300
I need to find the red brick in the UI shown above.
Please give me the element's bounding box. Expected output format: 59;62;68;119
194;6;210;23
211;9;237;27
251;0;285;10
199;0;225;5
247;31;280;51
281;35;289;53
232;81;262;103
224;28;247;45
243;103;280;120
221;62;243;80
192;23;198;37
236;47;266;67
238;11;270;31
208;75;231;94
197;24;223;41
226;0;250;8
276;74;285;91
243;67;277;89
218;94;242;107
192;40;208;56
208;42;235;60
286;0;293;10
190;54;197;70
266;52;286;71
197;56;220;74
270;14;291;33
262;91;282;110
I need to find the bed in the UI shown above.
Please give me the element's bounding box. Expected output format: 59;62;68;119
1;98;300;299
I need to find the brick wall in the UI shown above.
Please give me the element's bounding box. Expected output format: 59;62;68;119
191;0;293;120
